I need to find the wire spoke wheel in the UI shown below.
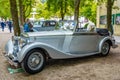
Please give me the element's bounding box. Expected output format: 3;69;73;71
101;42;110;56
28;52;43;70
21;49;46;74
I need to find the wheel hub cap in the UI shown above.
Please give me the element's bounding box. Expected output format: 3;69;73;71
28;52;44;70
31;58;40;65
102;43;109;54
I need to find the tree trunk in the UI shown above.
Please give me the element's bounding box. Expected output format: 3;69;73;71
60;0;64;20
9;0;21;36
19;0;25;26
74;0;80;27
107;0;112;31
107;0;115;34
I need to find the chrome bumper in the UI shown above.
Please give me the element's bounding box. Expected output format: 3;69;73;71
4;39;20;67
5;39;14;56
112;39;118;48
5;54;19;67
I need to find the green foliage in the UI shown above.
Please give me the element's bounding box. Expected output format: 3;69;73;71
0;0;98;23
80;0;97;23
22;0;36;18
34;1;54;19
0;0;35;19
97;0;107;5
45;0;74;20
0;0;11;18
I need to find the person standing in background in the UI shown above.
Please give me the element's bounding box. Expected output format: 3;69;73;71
23;19;33;32
7;19;13;33
0;19;6;31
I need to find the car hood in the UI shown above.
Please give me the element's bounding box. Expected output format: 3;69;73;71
26;30;73;37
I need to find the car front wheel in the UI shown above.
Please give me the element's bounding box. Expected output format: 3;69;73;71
100;42;110;56
21;49;46;74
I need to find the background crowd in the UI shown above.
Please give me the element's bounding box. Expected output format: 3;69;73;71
0;18;13;33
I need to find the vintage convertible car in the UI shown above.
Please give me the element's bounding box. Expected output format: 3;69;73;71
4;21;117;74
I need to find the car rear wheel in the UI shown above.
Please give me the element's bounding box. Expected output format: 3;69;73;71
21;49;46;74
100;42;110;56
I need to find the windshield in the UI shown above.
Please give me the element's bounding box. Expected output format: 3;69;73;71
32;20;77;32
34;21;43;26
56;20;77;31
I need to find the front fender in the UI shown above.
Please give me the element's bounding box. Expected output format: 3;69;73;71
18;42;73;62
17;42;53;62
99;36;113;53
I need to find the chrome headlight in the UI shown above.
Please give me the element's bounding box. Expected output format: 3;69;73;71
12;36;20;45
19;37;30;48
12;33;30;48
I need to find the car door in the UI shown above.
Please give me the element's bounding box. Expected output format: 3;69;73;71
69;32;99;54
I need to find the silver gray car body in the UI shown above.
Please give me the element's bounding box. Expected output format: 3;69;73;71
4;21;117;74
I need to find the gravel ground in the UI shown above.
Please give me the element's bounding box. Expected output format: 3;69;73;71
0;28;120;80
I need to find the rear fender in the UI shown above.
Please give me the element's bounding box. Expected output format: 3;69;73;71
99;37;113;53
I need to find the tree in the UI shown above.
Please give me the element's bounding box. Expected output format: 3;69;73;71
9;0;21;36
74;0;81;26
107;0;115;33
18;0;35;26
19;0;25;26
80;0;97;23
0;0;11;18
97;0;115;31
35;2;54;19
46;0;72;20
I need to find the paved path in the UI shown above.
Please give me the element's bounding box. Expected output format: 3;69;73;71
114;36;120;43
0;27;12;33
0;28;13;51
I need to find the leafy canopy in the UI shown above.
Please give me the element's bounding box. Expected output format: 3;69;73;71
0;0;11;18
